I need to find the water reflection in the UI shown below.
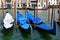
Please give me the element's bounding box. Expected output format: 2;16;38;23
19;28;31;40
36;29;53;40
2;27;13;40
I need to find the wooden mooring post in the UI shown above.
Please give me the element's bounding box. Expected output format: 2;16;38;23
53;9;55;21
14;1;16;20
14;1;18;28
25;2;27;17
48;2;50;21
1;1;4;19
36;0;38;17
57;2;60;25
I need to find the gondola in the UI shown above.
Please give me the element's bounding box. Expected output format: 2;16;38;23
16;12;32;32
3;12;14;31
26;11;56;35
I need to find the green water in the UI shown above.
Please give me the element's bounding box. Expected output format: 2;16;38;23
0;9;60;40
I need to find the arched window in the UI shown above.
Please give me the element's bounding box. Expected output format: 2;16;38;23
18;4;19;7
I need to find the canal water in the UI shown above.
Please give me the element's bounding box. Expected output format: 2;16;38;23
0;9;60;40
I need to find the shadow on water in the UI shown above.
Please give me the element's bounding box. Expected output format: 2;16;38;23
36;28;53;40
19;28;31;40
2;27;13;40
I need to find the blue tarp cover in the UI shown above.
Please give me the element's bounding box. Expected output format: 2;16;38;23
17;13;32;30
17;13;27;25
21;23;29;29
26;11;42;24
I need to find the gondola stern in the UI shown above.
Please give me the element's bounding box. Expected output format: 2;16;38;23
52;20;56;35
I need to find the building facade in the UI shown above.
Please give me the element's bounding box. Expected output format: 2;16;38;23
0;0;60;8
0;0;1;8
48;0;57;5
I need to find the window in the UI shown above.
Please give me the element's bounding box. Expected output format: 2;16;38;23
39;4;40;7
41;3;43;7
18;4;19;7
29;5;30;7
